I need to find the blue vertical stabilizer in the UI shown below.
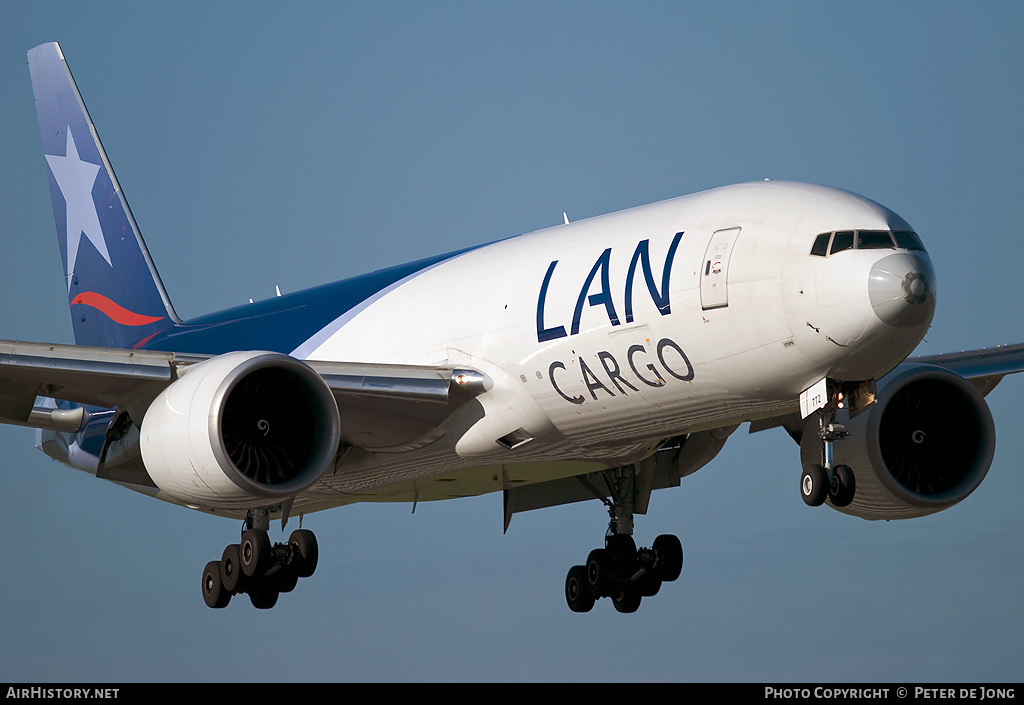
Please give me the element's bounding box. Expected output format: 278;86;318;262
28;42;178;349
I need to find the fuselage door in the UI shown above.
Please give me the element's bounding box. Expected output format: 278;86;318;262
701;227;741;310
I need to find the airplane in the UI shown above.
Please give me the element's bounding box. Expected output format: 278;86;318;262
6;41;1020;612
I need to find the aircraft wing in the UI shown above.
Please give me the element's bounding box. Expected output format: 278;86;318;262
908;342;1024;395
0;339;486;440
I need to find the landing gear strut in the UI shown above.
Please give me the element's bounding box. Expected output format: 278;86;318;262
564;464;683;614
802;388;858;508
201;510;319;609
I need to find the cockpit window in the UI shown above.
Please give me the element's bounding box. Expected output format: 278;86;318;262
810;228;926;257
830;231;854;255
857;230;895;249
892;230;925;251
810;233;831;257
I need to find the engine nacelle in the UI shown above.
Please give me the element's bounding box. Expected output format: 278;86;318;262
801;364;995;519
140;351;340;509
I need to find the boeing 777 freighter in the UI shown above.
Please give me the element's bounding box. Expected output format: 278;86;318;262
4;42;1018;612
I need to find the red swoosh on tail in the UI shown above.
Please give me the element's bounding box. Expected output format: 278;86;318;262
71;291;165;326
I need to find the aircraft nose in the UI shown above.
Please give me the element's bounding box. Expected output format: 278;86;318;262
868;252;936;328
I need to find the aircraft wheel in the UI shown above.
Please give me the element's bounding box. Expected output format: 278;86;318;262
270;565;299;594
565;565;595;613
801;464;828;507
612;585;642;614
652;534;683;582
829;464;856;507
202;561;231;608
636;571;662;597
585;548;611;598
220;544;247;593
240;528;271;577
289;529;318;578
249;585;279;609
605;534;638;582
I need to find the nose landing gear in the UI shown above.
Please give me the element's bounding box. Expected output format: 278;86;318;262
801;390;860;508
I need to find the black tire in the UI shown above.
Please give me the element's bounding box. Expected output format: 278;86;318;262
270;565;299;594
240;528;271;577
288;529;318;578
652;534;683;582
636;571;662;597
605;534;638;582
801;464;828;507
565;565;595;613
202;561;230;608
585;548;611;598
249;584;279;609
612;585;642;613
829;464;856;507
220;544;246;593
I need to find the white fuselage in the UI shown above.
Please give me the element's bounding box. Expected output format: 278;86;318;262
288;181;933;509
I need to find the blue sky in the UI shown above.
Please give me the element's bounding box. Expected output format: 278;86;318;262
0;1;1022;682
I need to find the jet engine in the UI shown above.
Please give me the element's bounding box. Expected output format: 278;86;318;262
801;364;995;519
140;351;340;509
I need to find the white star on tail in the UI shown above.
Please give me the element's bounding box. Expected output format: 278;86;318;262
45;129;112;291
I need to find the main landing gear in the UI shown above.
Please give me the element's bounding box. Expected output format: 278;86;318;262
563;465;684;614
565;531;683;614
201;511;318;609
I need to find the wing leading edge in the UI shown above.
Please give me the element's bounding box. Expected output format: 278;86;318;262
909;342;1024;396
